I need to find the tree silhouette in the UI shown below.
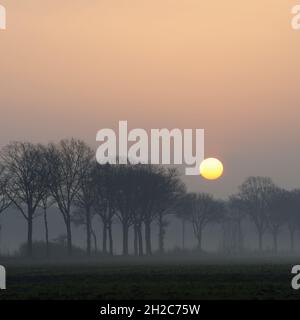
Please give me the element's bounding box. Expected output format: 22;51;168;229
0;164;11;252
176;195;192;250
46;139;93;256
187;193;223;251
0;142;48;257
238;176;276;252
154;168;185;254
74;156;95;256
39;191;55;257
285;189;300;251
222;195;246;254
93;163;118;255
266;188;289;253
129;165;183;255
0;164;11;215
114;164;138;255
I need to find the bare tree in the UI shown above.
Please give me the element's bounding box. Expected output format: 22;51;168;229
39;191;55;257
266;188;288;253
0;142;48;257
93;163;117;255
0;165;11;252
125;165;167;256
91;226;98;254
74;156;95;256
238;176;276;252
154;168;185;254
136;165;168;256
285;189;300;252
187;193;223;250
114;165;137;255
46;139;93;256
72;208;97;256
132;165;155;256
176;195;192;250
0;164;11;214
222;195;246;254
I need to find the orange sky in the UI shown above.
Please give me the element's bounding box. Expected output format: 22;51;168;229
1;0;300;197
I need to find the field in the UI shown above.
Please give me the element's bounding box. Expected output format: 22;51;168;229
1;257;300;300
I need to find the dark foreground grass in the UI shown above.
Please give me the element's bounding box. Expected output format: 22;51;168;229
1;260;299;300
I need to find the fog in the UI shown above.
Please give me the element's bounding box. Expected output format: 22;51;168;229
1;207;298;257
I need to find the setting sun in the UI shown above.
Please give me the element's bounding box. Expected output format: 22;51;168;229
200;158;224;180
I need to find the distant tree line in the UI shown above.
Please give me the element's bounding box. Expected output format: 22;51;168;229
0;139;300;258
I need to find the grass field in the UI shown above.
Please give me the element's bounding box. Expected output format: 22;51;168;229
1;257;300;300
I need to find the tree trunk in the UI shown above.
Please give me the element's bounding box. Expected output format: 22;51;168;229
197;228;202;251
158;213;165;254
273;232;278;253
258;230;263;252
43;208;49;257
66;215;73;256
138;223;143;256
145;221;152;256
86;208;91;256
182;219;185;250
122;223;129;255
91;228;97;254
102;221;107;254
237;218;243;253
134;224;138;256
108;222;113;255
27;213;33;258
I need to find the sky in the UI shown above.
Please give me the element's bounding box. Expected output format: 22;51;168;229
1;0;300;198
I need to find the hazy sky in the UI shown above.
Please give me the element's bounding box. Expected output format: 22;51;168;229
1;0;300;198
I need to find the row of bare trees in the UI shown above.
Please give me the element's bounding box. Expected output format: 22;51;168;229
0;140;300;258
177;177;300;254
235;177;300;252
0;140;186;257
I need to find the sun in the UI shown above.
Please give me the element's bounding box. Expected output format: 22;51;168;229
200;158;224;180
